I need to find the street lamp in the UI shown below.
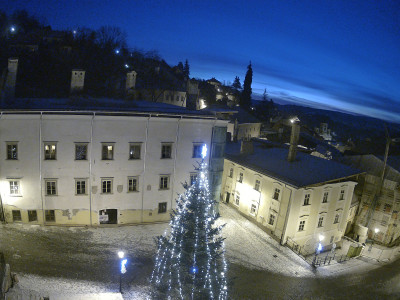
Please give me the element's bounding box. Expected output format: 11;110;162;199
117;251;127;293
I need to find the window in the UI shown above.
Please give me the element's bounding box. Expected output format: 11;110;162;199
7;143;18;160
101;178;113;194
28;210;37;222
44;142;57;160
192;144;203;158
254;179;261;191
102;144;114;160
229;168;233;178
339;190;345;200
158;202;167;214
161;144;172;159
273;188;280;200
322;192;329;203
334;214;340;224
159;175;170;190
128;177;138;192
190;173;197;186
235;194;240;206
238;172;243;183
384;203;392;213
318;216;324;228
12;210;22;222
45;180;57;196
75;143;88;160
298;220;306;231
303;194;310;206
129;143;141;160
250;204;257;215
268;214;275;226
9;181;20;195
75;179;87;195
45;210;55;222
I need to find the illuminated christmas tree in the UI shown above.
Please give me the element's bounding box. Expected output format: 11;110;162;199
151;145;228;299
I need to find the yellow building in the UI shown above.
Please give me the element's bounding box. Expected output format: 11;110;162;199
221;140;362;254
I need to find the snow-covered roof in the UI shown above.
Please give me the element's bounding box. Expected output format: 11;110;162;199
225;141;362;188
1;97;215;119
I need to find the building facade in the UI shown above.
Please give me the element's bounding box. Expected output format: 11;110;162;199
221;141;361;254
0;109;227;226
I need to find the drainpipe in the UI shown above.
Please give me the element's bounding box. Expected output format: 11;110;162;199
89;112;95;226
40;112;45;225
171;116;182;210
280;184;293;245
140;115;151;223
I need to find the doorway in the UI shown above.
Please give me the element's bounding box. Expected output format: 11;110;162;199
225;192;230;203
99;209;118;224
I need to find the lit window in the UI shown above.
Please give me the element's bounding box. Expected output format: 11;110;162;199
254;179;261;191
190;173;197;186
101;178;113;194
238;172;243;183
339;190;345;200
75;179;87;195
128;177;138;192
102;144;114;160
304;194;310;206
250;204;257;215
318;216;324;227
192;144;203;158
298;220;306;231
322;192;329;203
235;194;240;206
12;210;22;222
159;175;170;190
158;202;167;214
268;214;275;226
129;143;141;160
7;143;18;160
334;214;340;224
273;188;280;200
45;180;57;195
44;143;57;160
229;168;233;178
28;210;37;222
75;143;88;160
161;144;172;159
9;181;20;195
45;210;55;222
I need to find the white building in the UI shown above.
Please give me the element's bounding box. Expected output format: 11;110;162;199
0;99;227;226
221;140;362;254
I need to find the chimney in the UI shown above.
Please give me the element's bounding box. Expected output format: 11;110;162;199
126;70;137;92
3;58;18;100
287;119;300;162
70;69;85;95
240;139;254;155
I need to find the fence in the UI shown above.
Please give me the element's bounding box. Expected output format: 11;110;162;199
311;252;350;267
286;237;308;261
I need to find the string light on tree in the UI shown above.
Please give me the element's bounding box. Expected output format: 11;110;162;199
151;143;228;299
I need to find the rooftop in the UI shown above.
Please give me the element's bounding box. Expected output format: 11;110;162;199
225;141;362;188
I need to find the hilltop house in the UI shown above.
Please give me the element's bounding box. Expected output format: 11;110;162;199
221;131;362;254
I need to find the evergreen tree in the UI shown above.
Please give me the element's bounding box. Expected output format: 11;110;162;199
232;76;241;90
262;88;268;101
151;145;228;300
183;59;190;78
241;62;253;109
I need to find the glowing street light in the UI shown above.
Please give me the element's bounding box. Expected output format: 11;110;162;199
117;251;127;293
115;49;120;54
374;228;379;234
10;26;16;33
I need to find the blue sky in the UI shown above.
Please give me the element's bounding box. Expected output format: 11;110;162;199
2;0;400;122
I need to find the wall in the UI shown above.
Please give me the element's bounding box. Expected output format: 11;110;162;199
236;123;261;141
0;112;226;226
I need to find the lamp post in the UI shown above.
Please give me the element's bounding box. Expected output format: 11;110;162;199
313;234;324;266
118;251;127;294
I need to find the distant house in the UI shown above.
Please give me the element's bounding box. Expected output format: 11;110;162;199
342;155;400;245
221;139;362;254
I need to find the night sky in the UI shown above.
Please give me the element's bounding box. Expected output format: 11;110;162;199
2;1;399;122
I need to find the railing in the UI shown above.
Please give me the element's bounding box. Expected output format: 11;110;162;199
286;237;307;260
312;253;350;267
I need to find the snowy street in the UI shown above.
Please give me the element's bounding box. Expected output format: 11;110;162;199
2;203;400;299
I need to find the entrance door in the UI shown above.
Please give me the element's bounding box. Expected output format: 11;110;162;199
99;209;118;224
225;192;230;203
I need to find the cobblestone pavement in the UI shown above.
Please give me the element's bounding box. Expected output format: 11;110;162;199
1;206;400;299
